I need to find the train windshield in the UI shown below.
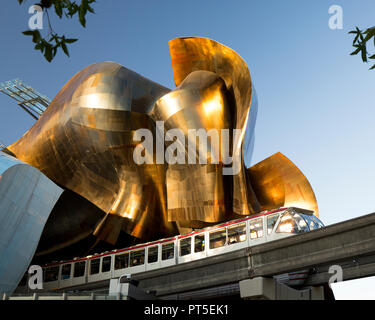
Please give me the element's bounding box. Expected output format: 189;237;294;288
276;211;309;234
276;211;324;234
300;214;324;230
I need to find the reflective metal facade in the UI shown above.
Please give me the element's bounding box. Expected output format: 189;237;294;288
248;152;319;216
1;37;318;261
0;152;63;293
8;62;178;245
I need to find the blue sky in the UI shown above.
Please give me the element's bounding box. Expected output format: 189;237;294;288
1;0;375;299
1;0;375;267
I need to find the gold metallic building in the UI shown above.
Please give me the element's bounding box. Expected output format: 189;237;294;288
2;37;318;259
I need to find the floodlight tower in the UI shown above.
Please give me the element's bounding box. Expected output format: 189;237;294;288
0;79;51;120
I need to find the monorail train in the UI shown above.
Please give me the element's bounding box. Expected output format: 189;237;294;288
19;207;324;292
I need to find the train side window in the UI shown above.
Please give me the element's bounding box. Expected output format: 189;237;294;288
249;218;264;239
194;234;205;253
61;264;71;280
89;259;100;275
102;256;111;272
73;261;86;278
162;242;174;260
148;246;158;263
267;214;279;234
115;253;129;269
228;223;246;244
179;238;191;256
209;228;227;249
130;249;145;267
44;266;59;282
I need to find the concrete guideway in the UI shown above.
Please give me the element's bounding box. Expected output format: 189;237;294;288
11;209;375;300
131;211;375;298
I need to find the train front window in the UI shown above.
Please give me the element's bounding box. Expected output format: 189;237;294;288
148;246;158;263
73;261;86;278
295;214;309;232
228;223;246;244
115;253;129;269
267;214;279;234
102;256;111;272
311;215;324;228
89;259;100;275
180;238;191;256
194;234;205;253
301;214;318;230
276;212;309;234
130;249;145;267
44;266;59;282
250;218;264;239
62;264;71;279
162;242;174;260
209;228;227;249
302;214;324;230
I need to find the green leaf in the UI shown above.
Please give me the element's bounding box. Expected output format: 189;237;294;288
33;30;42;43
44;45;53;62
54;1;63;18
361;46;368;62
370;64;375;70
350;46;361;56
61;42;70;57
34;42;44;52
79;4;87;27
65;38;78;43
22;30;35;36
87;5;95;13
22;30;42;43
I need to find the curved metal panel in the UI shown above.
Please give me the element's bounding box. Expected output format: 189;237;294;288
247;152;319;216
8;62;178;244
151;70;233;226
0;152;63;294
35;189;106;257
168;37;260;215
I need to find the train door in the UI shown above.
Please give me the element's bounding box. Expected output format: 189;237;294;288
71;260;87;286
265;213;282;242
146;244;161;271
160;240;176;268
100;255;112;280
128;248;146;274
248;217;266;246
59;263;73;289
113;251;130;278
43;265;60;291
87;257;101;283
191;233;207;260
207;227;228;257
226;222;248;250
178;236;193;263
